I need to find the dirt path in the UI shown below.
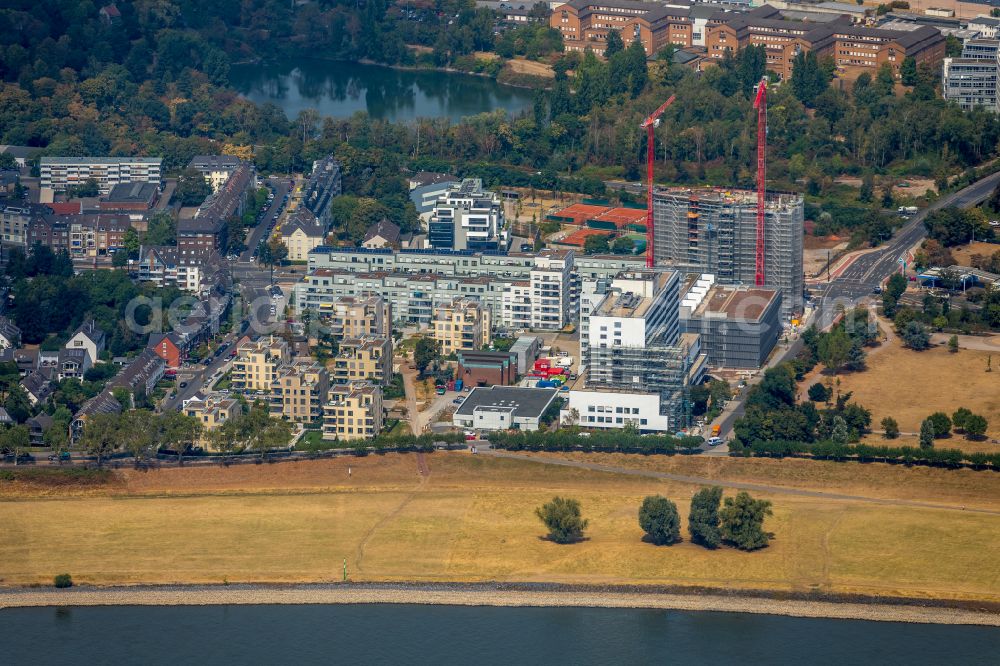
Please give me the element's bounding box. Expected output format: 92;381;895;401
484;451;1000;515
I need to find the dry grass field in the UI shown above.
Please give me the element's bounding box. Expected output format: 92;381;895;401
506;58;554;78
804;342;1000;442
950;241;999;266
2;453;999;602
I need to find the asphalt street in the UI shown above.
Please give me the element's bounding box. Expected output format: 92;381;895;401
813;170;1000;329
711;169;1000;443
241;177;291;262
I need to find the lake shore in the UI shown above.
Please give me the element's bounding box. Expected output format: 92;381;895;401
2;583;999;626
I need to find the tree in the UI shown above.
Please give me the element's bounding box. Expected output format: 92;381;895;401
952;407;973;433
610;236;634;254
881;416;899;439
830;415;849;444
0;425;30;464
414;337;440;377
603;29;624;59
807;382;830;403
919;418;935;449
144;212;176;246
638;495;681;545
789;51;830;106
0;153;16;170
583;233;611;255
818;327;851;373
859;174;874;203
948;334;959;353
901;321;930;350
688;486;723;549
720;492;773;551
79;412;121;466
927;411;951;438
535;496;588;544
120;410;155;464
175;167;212;206
964;413;988;439
900;56;918;86
158;410;203;464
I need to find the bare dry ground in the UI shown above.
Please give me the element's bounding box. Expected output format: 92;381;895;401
815;343;1000;443
506;58;555;78
951;241;1000;266
2;453;998;603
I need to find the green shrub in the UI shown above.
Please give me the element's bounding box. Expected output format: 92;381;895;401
53;573;73;588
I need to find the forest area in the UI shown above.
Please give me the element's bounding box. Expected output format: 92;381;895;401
3;1;1000;247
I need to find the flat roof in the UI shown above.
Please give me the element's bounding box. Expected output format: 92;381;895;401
104;181;159;202
41;156;162;165
454;386;558;419
691;285;779;321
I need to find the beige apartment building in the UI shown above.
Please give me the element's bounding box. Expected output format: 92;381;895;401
184;394;241;446
432;297;491;356
231;337;290;392
323;295;391;339
331;336;392;385
270;360;330;423
322;383;384;441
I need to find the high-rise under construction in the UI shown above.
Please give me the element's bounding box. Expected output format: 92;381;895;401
652;188;804;318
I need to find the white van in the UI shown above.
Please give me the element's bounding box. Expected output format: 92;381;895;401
707;436;722;446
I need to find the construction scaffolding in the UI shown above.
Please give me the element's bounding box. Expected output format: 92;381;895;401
586;342;692;429
652;188;804;318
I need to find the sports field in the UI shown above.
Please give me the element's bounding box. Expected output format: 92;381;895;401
2;453;998;602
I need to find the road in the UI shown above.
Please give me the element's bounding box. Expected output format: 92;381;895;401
813;170;1000;329
709;170;1000;443
241;178;291;262
161;335;240;410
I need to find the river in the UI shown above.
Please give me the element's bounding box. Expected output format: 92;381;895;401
5;604;998;664
229;59;535;123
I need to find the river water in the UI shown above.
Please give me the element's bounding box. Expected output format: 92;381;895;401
5;604;998;664
229;59;535;123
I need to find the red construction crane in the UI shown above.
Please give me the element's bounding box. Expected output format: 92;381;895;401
641;95;676;268
753;77;768;287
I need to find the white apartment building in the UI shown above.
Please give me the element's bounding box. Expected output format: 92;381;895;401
501;280;532;330
40;157;162;195
530;249;575;330
188;155;243;193
427;179;506;251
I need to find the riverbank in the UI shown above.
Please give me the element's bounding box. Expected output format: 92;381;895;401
2;583;999;626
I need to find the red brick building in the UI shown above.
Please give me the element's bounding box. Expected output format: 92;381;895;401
148;332;184;369
551;0;694;56
457;350;517;387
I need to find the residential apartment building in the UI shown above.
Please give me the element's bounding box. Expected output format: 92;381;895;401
318;295;391;339
0;203;34;246
300;246;627;330
322;383;384;441
106;349;166;399
332;336;392;385
66;319;106;365
303;156;342;224
136;245;224;293
188;155;243;193
40;157;162;195
551;0;696;56
62;213;132;258
270;360;330;423
409;171;460;216
679;275;782;368
529;249;575;330
944;38;1000;111
705;5;944;80
652;187;804;318
178;162;255;252
428;179;506;251
98;181;160;212
432;298;492;356
184;394;241;439
231;337;290;391
27;213;70;252
280;208;328;261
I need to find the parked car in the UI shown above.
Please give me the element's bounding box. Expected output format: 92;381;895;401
179;381;188;389
452;397;464;404
48;451;71;462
